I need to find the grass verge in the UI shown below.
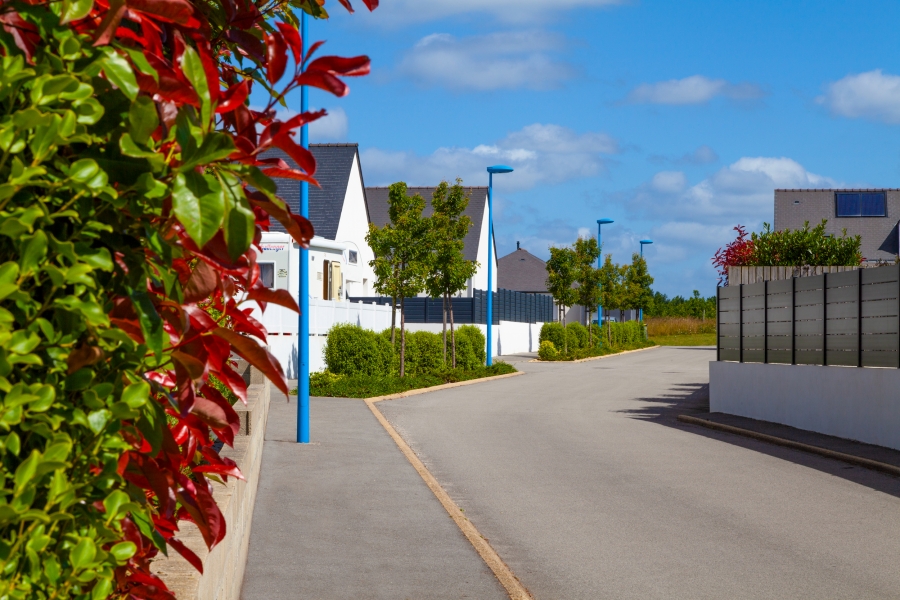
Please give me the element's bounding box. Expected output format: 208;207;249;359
539;339;657;361
290;362;518;399
650;333;717;346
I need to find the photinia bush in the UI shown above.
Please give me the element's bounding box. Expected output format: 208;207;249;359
0;0;375;597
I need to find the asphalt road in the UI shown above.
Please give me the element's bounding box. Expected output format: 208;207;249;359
380;347;900;600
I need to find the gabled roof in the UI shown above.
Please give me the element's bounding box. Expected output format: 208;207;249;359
364;186;487;262
498;247;549;293
262;143;363;240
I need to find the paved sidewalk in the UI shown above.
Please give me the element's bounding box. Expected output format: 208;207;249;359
241;387;506;599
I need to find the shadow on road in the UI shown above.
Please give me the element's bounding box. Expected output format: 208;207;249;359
618;381;900;500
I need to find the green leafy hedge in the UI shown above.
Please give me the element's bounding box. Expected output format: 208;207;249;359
323;324;394;376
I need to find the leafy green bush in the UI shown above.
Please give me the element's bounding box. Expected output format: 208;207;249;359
538;341;558;361
325;324;394;376
567;322;588;349
539;322;565;349
402;331;445;375
311;362;517;398
601;321;645;346
455;325;486;368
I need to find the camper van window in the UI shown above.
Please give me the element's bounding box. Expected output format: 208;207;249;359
348;250;358;264
259;263;275;289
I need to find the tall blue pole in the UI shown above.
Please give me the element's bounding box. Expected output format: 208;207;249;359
297;11;310;444
486;171;493;366
597;222;603;330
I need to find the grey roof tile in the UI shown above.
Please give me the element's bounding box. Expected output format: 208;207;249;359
365;186;487;262
497;247;549;293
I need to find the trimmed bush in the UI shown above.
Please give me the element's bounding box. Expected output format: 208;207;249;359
455;325;487;368
325;324;395;376
404;330;445;375
539;322;566;349
601;321;644;346
538;340;558;361
567;322;588;349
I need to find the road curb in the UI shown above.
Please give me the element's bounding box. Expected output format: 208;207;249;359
677;414;900;477
365;397;534;600
529;344;660;363
362;371;525;403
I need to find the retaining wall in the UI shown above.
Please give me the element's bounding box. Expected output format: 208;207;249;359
152;365;271;599
710;360;900;450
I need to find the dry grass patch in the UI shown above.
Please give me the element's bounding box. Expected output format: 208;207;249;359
646;317;716;337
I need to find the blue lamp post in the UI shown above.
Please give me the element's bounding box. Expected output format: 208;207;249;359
596;219;614;331
486;165;513;366
297;11;310;444
638;239;653;323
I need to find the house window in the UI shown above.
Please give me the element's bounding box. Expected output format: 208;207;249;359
259;263;275;289
348;250;358;265
835;192;886;217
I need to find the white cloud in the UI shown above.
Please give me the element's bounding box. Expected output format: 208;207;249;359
627;75;765;105
310;107;348;142
650;171;687;194
398;31;574;91
364;0;626;25
362;123;619;191
818;69;900;123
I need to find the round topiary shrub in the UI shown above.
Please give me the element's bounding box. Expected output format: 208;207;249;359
404;330;445;375
538;340;558;361
539;322;565;349
325;324;394;376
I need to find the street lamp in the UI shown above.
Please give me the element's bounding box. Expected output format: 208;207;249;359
638;239;653;323
297;11;310;444
486;165;513;366
596;219;614;334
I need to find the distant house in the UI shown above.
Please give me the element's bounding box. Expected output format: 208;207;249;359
365;186;497;295
259;143;376;300
498;243;550;295
775;189;900;262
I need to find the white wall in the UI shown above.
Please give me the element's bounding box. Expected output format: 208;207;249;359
710;361;900;451
405;321;545;359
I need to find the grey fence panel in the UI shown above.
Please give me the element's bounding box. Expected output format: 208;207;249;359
717;264;900;370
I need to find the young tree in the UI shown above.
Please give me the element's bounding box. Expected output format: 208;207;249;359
366;182;429;376
574;237;602;346
425;180;478;368
598;254;626;345
546;246;577;353
624;253;654;319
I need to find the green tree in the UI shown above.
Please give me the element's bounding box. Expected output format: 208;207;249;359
598;254;627;345
573;237;602;346
623;253;654;318
424;180;478;368
366;182;430;377
546;246;577;353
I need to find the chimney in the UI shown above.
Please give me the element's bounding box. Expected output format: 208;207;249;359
516;241;520;250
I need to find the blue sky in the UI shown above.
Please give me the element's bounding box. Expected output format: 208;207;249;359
254;0;900;297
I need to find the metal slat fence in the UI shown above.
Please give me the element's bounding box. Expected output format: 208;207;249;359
718;265;900;368
349;289;553;325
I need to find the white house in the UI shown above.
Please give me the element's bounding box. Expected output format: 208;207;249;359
253;144;391;375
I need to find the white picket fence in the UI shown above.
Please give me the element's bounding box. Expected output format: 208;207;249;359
246;298;393;376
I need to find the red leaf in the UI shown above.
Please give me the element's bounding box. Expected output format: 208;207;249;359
295;70;348;97
225;29;265;63
216;80;250;114
176;474;226;548
246;286;299;313
183;260;219;303
336;0;354;12
214;363;248;405
362;0;379;9
271;134;318;177
246;194;315;248
265;30;287;84
192;389;240;445
260;168;317;183
167;538;204;573
211;327;289;397
275;22;302;64
306;54;371;77
127;0;194;24
229;307;268;342
94;0;128;46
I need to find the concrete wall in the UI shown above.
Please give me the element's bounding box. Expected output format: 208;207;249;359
153;371;271;598
405;321;545;358
710;360;900;450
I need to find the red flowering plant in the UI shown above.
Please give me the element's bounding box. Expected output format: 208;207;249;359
0;0;375;597
711;225;754;285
